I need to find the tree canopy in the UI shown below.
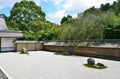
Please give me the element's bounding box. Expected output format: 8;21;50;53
6;0;120;42
10;0;45;23
60;15;74;24
7;0;59;41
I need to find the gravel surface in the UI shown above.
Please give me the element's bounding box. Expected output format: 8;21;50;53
0;51;120;79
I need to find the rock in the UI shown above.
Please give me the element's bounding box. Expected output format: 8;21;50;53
20;47;28;54
87;57;95;65
97;63;105;66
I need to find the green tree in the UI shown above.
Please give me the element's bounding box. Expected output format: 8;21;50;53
84;6;98;15
60;15;74;24
8;0;45;31
7;0;55;41
10;0;45;23
100;3;110;11
105;13;120;39
112;0;120;15
59;11;115;45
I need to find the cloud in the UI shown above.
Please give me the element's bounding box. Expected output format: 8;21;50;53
51;0;63;5
47;9;67;23
0;0;20;9
47;0;116;24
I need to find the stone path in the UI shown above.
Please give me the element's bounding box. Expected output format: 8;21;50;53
0;51;120;79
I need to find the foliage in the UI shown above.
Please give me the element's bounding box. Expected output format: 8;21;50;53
60;15;74;24
8;0;46;31
6;0;120;42
23;21;60;40
84;6;99;15
100;3;111;11
7;0;59;41
10;0;45;23
105;13;120;39
59;23;74;41
59;10;115;45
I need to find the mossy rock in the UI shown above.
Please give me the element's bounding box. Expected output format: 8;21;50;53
84;58;107;69
87;57;95;65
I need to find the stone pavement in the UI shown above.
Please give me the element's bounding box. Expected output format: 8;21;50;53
0;51;120;79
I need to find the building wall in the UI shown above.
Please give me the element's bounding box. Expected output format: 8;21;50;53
15;41;43;51
1;38;16;52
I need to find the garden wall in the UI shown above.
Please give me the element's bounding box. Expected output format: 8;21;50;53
14;41;43;51
43;45;120;60
15;40;120;60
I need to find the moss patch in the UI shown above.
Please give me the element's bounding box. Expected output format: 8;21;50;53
84;63;107;69
19;50;29;55
19;52;29;54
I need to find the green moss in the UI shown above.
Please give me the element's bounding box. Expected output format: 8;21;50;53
84;63;107;69
19;51;29;55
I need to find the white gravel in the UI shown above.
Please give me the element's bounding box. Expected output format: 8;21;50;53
0;51;120;79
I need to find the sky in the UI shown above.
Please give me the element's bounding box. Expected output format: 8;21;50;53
0;0;117;24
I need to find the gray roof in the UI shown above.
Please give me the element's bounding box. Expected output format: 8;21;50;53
0;30;23;38
0;14;23;38
15;41;44;43
0;14;8;30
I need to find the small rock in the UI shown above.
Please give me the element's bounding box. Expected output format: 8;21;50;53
20;47;28;54
97;63;105;66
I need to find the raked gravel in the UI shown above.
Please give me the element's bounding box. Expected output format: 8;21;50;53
0;51;120;79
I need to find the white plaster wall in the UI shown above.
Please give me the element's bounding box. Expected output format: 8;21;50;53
1;38;16;51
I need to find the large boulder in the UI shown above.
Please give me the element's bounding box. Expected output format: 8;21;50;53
87;57;95;65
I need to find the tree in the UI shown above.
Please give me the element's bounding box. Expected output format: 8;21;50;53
84;6;98;15
76;11;115;41
7;0;50;40
100;3;110;11
10;0;45;23
59;10;115;45
112;0;120;15
60;15;73;24
105;13;120;39
99;0;120;15
8;0;46;31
